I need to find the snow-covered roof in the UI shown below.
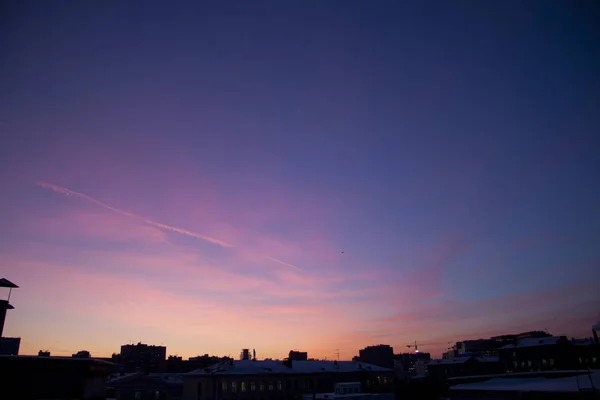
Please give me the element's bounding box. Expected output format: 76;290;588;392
450;371;600;393
500;336;562;350
428;355;499;366
0;354;114;366
474;355;499;363
108;372;140;382
186;360;391;376
572;338;594;346
108;372;185;384
428;357;471;365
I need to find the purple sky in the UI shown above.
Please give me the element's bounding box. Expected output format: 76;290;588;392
1;1;599;359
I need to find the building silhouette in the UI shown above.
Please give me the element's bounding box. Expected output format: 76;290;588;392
0;278;19;355
121;342;167;373
358;345;394;369
289;350;308;361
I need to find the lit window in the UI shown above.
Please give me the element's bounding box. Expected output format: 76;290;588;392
579;358;583;363
513;361;518;368
528;361;532;367
593;357;597;363
155;391;160;399
520;361;525;367
232;382;237;393
550;359;554;366
260;382;265;392
277;381;282;391
222;382;228;392
242;382;247;392
269;382;274;391
542;359;547;366
251;382;256;392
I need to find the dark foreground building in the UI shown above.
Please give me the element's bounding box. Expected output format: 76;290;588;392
447;370;600;399
183;359;394;400
0;355;113;399
108;372;184;400
0;337;21;355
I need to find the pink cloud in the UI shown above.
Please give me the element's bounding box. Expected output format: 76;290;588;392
5;251;371;358
20;209;167;244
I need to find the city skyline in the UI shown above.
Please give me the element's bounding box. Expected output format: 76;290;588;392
1;1;599;360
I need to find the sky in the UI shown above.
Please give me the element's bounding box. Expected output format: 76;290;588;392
1;1;599;360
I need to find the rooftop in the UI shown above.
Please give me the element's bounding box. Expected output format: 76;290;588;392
428;355;499;366
428;357;471;365
0;354;114;365
500;336;563;350
108;372;185;384
187;360;391;376
450;371;600;393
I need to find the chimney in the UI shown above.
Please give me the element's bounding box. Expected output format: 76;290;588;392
593;328;599;346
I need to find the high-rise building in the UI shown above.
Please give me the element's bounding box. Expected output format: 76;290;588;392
358;345;394;369
120;342;167;372
289;350;308;361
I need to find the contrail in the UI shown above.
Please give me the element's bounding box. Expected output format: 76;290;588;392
267;256;302;271
36;181;302;270
36;181;234;248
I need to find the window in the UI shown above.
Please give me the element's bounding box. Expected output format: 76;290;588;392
277;381;282;391
135;392;141;400
155;391;161;399
242;382;247;392
300;380;305;389
513;352;516;358
251;381;256;392
269;382;274;391
520;361;525;367
232;382;237;393
197;382;202;400
542;359;547;366
222;382;228;392
260;382;265;392
550;359;554;366
593;357;597;363
579;358;583;364
513;361;518;368
527;361;532;367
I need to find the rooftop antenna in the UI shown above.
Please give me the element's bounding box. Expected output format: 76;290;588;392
334;349;340;361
